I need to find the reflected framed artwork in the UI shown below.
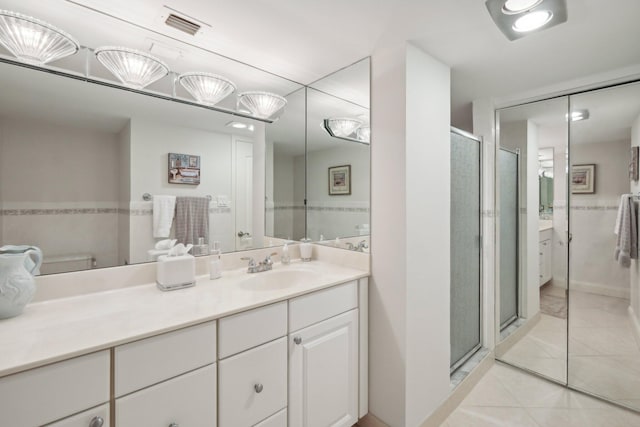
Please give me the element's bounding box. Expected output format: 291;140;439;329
328;165;351;195
169;153;201;185
630;146;639;181
571;164;595;194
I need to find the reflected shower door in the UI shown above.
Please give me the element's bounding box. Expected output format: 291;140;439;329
450;128;482;370
499;148;519;328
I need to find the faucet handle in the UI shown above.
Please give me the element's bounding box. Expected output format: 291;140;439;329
264;252;278;263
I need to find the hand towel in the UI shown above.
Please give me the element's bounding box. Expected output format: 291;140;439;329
175;196;210;246
614;195;638;267
153;195;176;238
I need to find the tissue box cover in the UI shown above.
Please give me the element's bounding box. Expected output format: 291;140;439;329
156;254;196;291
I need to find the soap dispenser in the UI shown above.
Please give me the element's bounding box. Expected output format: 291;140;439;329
209;241;222;280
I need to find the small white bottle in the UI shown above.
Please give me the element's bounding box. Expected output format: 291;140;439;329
300;238;312;262
209;241;222;280
281;243;291;265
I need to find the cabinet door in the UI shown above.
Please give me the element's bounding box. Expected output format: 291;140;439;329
289;309;358;427
116;363;216;427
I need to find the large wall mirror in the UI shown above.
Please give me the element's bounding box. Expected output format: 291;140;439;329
306;59;371;250
496;80;640;413
0;0;370;277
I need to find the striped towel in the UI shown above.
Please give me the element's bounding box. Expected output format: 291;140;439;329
614;195;638;267
175;196;210;246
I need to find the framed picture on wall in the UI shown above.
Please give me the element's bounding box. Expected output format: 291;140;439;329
571;164;595;194
630;147;639;182
328;165;351;195
168;153;201;185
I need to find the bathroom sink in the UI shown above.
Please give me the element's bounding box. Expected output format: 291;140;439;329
238;268;317;291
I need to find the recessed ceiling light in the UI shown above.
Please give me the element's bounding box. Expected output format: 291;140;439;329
485;0;567;40
226;121;254;131
502;0;543;14
566;109;590;122
513;10;553;32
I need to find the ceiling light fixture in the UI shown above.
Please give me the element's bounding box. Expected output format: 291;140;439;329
95;46;169;90
567;109;590;122
179;72;236;106
502;0;543;14
485;0;567;40
513;10;553;32
225;121;254;131
356;126;371;143
0;10;79;65
238;91;287;119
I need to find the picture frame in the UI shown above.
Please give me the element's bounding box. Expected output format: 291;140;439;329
168;153;201;185
630;146;639;181
328;165;351;196
571;164;595;194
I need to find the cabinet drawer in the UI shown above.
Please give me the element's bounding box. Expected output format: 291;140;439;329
219;337;287;427
219;301;287;358
115;321;216;396
289;281;358;332
116;363;217;427
254;408;287;427
0;351;109;427
48;404;109;427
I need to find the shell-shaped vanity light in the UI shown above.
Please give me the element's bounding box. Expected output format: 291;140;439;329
0;10;79;65
179;72;236;106
95;46;169;90
238;91;287;119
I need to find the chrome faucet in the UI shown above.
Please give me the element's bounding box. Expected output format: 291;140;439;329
346;240;369;252
241;252;278;273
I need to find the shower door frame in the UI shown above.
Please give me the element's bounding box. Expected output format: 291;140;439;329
449;126;484;373
498;146;521;331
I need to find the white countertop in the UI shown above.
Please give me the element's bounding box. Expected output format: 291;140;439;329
0;260;368;377
539;219;553;232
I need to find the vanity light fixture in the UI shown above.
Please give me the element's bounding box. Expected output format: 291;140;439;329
0;10;79;65
485;0;567;40
356;125;371;143
95;46;169;90
324;117;363;138
178;72;236;106
238;91;287;119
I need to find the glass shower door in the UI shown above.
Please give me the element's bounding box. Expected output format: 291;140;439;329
450;128;482;370
499;148;519;328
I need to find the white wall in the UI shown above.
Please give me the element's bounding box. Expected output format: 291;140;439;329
306;144;370;240
525;122;540;317
370;42;450;427
571;140;630;296
0;117;120;269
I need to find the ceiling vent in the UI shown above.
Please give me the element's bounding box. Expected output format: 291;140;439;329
165;13;201;36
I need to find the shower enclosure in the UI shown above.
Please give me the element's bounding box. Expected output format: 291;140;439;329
450;127;482;371
499;148;519;329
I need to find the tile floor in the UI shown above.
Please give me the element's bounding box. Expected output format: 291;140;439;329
441;362;640;427
497;288;640;412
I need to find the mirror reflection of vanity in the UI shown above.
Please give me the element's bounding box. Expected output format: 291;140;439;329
0;0;371;276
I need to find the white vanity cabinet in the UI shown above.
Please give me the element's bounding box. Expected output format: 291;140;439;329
0;350;110;427
539;228;553;286
218;302;288;427
114;321;218;427
289;281;360;427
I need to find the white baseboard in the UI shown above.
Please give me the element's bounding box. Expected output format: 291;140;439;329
628;306;640;350
551;277;629;299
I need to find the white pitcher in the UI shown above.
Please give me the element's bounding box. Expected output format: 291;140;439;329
0;246;42;319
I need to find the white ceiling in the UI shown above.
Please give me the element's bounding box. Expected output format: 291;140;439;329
1;0;639;131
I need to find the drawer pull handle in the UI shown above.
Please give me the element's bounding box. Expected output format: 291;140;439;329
254;383;264;393
89;417;104;427
294;336;302;345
